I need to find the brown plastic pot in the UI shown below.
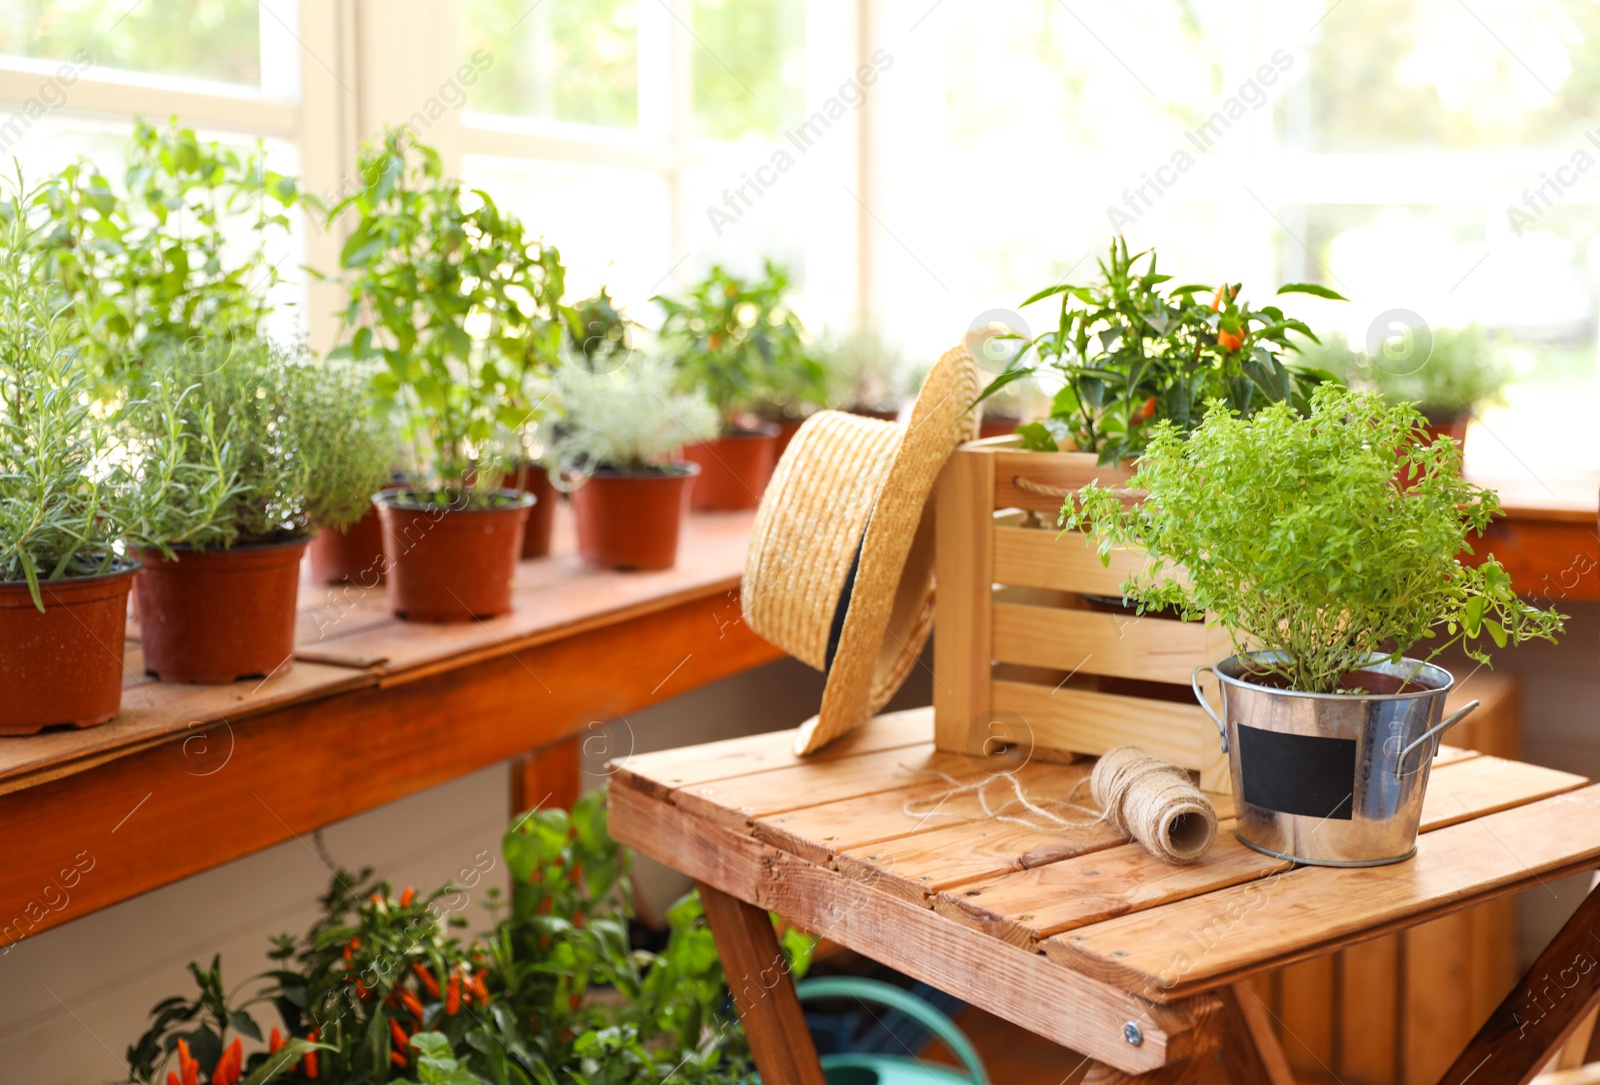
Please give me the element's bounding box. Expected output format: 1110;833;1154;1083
571;466;698;571
309;504;385;586
680;425;780;511
135;537;311;684
510;462;557;559
0;563;138;734
376;490;532;622
772;419;805;460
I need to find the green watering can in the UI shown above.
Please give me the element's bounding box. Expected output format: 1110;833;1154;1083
783;977;990;1085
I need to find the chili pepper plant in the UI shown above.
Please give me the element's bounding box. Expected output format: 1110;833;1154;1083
984;238;1346;464
126;792;807;1085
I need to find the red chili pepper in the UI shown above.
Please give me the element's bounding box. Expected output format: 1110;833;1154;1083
1217;328;1245;352
389;1018;409;1049
446;972;461;1015
473;971;489;1003
399;886;415;908
413;964;440;998
390;1050;407;1068
216;1038;244;1085
176;1038;198;1085
167;1073;180;1085
1211;287;1224;312
305;1030;320;1079
401;988;425;1019
342;936;360;963
268;1027;284;1055
352;979;369;1000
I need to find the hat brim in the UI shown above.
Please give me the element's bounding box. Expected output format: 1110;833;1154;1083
794;346;980;754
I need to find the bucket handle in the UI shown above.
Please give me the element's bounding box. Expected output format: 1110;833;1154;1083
1191;665;1230;754
1392;700;1480;780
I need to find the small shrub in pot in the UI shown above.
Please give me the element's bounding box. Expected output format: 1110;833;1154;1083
1066;386;1564;864
126;337;389;683
655;260;819;508
552;356;718;571
0;178;232;730
331;129;566;620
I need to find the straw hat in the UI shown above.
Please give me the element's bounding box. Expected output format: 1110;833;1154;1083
743;345;981;754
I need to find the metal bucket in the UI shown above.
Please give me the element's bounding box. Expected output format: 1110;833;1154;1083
1192;653;1479;867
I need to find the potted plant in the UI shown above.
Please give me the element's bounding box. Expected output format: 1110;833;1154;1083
655;259;820;507
983;238;1345;462
1296;324;1510;457
1067;386;1565;866
126;337;386;683
818;328;912;420
304;367;403;586
551;357;718;570
330;129;566;621
0;182;233;732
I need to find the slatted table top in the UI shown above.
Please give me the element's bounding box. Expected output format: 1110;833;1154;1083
608;705;1600;1018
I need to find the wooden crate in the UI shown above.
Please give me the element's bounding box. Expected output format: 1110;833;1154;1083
932;435;1232;792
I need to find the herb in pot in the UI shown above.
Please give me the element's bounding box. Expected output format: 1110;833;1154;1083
986;238;1346;464
1065;385;1564;693
1296;324;1511;428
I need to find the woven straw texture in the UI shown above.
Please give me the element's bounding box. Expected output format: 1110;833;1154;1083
743;345;981;755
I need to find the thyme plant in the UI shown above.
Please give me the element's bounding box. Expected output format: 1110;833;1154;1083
0;175;234;608
128;337;393;549
551;356;719;474
1065;386;1565;692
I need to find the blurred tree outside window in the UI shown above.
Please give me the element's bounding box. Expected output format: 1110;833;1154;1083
462;0;639;127
0;0;263;88
690;0;804;142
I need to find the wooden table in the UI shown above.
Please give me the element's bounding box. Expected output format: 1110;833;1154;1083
1468;469;1599;605
0;508;781;951
609;706;1600;1083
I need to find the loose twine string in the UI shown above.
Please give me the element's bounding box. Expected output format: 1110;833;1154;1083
901;746;1217;865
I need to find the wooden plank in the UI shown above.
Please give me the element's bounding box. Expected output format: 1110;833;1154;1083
605;776;1207;1075
0;591;780;948
297;509;758;675
991;680;1211;771
1403;910;1475;1085
751;759;1093;866
1217;983;1296;1085
698;882;828;1085
988;446;1137;514
1448;670;1521;758
1434;880;1600;1085
992;603;1207;685
993;524;1147;595
1081;994;1221;1085
1276;954;1336;1080
1469;516;1598;604
511;736;581;817
1044;784;1600;1001
1336;934;1399;1083
613;705;932;799
933;445;998;757
933;833;1288;950
1419;756;1586;831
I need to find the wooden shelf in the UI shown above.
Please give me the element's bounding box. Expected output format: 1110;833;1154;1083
0;507;783;949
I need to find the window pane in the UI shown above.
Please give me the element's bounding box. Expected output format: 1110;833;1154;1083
1281;0;1600;151
462;0;638;127
0;0;264;89
691;0;804;142
465;157;670;311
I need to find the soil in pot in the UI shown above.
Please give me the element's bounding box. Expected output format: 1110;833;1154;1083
309;504;385;586
376;490;532;622
509;462;557;560
0;564;139;734
135;537;311;684
680;425;780;511
1237;665;1433;696
572;465;698;571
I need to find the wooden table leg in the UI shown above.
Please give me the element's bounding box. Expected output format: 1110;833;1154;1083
1217;983;1295;1085
1436;878;1600;1085
1083;996;1222;1084
510;735;582;816
697;881;828;1085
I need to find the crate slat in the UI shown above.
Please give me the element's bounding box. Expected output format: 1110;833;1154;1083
992;603;1207;685
991;679;1213;770
993;525;1147;594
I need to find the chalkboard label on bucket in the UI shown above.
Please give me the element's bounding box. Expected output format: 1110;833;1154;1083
1237;723;1357;821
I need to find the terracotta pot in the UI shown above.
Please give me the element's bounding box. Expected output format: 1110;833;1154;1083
978;414;1023;440
376;490;532;622
510;462;557;559
135;537;311;684
772;419;806;460
0;563;138;734
571;466;698;571
1404;411;1471;485
309;504;385;586
681;425;780;511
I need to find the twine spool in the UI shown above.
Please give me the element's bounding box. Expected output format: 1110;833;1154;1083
1090;746;1217;864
